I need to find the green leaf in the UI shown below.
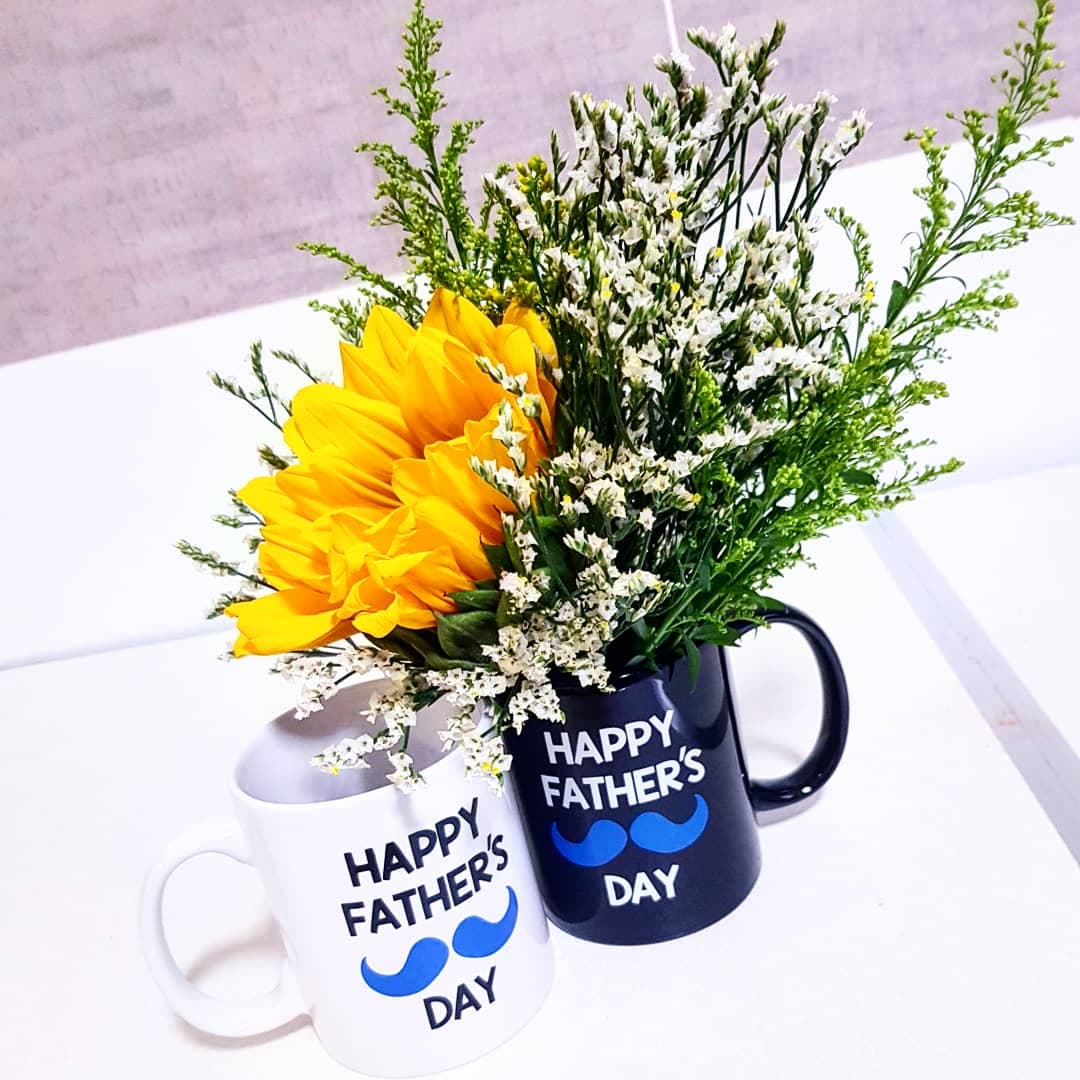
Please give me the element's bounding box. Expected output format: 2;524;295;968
841;469;877;487
483;542;514;574
683;636;701;688
371;628;443;668
370;628;481;672
448;587;500;612
495;589;517;629
435;610;499;661
696;624;743;648
749;593;786;612
886;280;909;324
532;517;575;593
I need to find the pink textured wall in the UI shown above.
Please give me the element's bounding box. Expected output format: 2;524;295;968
2;0;1076;365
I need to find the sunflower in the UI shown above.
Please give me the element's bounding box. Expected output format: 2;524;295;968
226;289;557;656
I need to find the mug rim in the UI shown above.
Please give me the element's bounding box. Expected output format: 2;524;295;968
229;683;468;814
550;651;693;697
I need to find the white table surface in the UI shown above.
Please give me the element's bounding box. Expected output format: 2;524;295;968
1;117;1077;668
897;463;1080;759
2;525;1078;1080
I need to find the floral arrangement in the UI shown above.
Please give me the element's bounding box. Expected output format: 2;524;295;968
181;0;1070;789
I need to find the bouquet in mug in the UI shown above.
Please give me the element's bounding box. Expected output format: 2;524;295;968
181;0;1070;789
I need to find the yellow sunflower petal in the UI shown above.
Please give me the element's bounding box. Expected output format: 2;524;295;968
410;496;496;581
394;546;474;610
351;594;406;639
347;571;439;636
394;330;499;445
237;476;306;529
225;288;557;655
503;301;556;357
422;288;498;358
339;305;415;398
393;436;513;535
227;588;353;657
283;385;419;467
258;523;331;592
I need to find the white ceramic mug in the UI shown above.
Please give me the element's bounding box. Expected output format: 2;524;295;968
140;684;554;1077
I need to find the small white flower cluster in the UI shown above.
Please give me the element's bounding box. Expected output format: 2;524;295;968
269;655;340;720
734;343;841;393
312;734;375;773
487;24;871;453
310;715;404;777
475;355;529;397
270;649;381;720
549;429;704;523
301;24;878;797
305;649;433;788
436;706;513;793
386;751;425;791
701;417;786;452
470;456;534;510
491;400;528;471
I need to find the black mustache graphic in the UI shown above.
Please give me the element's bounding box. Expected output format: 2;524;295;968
360;886;518;997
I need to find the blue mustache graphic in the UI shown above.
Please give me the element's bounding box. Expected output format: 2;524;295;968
551;794;709;867
361;938;449;998
630;793;709;854
453;884;518;957
549;817;627;867
361;886;518;997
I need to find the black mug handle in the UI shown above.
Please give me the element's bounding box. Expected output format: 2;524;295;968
733;605;849;812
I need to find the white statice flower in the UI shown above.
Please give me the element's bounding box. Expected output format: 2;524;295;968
558;493;589;521
670;485;702;511
463;737;513;792
470;457;534;509
374;727;403;751
582;477;628;521
519;392;544;419
735;344;837;393
429;668;509;710
564;529;619;563
482;624;533;678
487;175;543;239
640;469;673;496
503;512;539;571
837;109;870;152
272;656;339;719
506;679;563;731
622;347;664;392
612;568;664;598
491;400;528;471
638;507;657;531
310;733;376;775
500;571;543;613
475;355;529;397
386;751;424;791
437;711;479;753
702;417;787;453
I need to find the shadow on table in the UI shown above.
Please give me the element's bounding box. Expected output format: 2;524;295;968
174;917;311;1049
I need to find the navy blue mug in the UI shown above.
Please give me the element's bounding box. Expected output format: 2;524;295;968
504;606;849;945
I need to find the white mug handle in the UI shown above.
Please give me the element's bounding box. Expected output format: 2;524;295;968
139;821;308;1036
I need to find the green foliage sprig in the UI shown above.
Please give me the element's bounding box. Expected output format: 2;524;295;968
299;0;516;332
185;0;1071;760
473;0;1070;670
